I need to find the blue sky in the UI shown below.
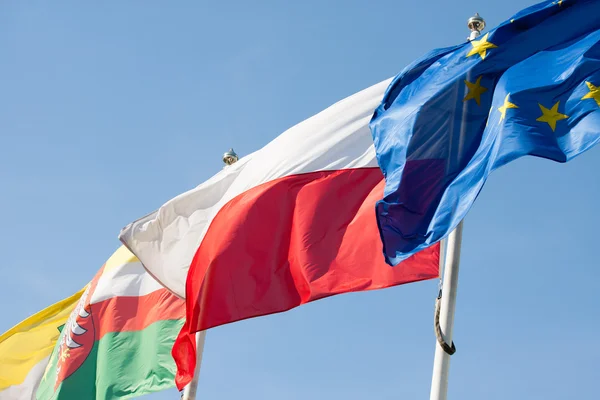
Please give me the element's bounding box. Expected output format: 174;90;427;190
1;1;599;399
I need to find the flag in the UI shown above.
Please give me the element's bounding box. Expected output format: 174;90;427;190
35;246;185;400
0;290;83;399
119;78;441;389
370;0;600;265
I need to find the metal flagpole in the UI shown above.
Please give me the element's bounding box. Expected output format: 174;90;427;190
429;223;463;400
180;331;207;400
429;13;484;400
180;148;239;400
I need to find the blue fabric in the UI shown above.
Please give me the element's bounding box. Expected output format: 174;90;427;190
370;0;600;265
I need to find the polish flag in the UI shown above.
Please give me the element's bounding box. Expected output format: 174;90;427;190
119;78;440;389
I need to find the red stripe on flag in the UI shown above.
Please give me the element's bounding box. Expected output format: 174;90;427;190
90;289;185;341
173;167;440;389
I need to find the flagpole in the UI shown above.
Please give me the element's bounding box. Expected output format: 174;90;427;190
429;13;484;400
180;331;207;400
429;222;463;400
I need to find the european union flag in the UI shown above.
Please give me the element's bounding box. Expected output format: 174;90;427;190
370;0;600;265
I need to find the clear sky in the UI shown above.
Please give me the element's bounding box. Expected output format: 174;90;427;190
1;1;599;399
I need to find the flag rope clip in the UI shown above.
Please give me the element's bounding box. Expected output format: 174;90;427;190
434;289;456;355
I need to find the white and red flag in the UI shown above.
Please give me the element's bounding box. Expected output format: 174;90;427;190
119;78;440;389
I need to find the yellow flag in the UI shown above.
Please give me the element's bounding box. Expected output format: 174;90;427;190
0;288;85;399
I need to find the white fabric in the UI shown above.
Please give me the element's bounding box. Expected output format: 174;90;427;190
119;78;391;298
90;261;164;304
0;357;48;400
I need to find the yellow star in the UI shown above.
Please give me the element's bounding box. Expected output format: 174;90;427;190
59;346;71;363
466;33;498;60
536;101;569;131
497;94;518;123
463;76;488;106
582;81;600;107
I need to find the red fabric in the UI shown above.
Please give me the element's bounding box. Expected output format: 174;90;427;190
56;268;185;388
55;265;104;388
90;288;184;340
173;168;440;389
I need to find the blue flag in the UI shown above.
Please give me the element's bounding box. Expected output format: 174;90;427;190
370;0;600;265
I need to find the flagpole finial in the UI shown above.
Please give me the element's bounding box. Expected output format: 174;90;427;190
222;148;239;166
467;13;485;41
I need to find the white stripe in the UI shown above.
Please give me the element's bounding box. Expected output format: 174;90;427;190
89;261;164;304
120;78;392;298
0;357;48;400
